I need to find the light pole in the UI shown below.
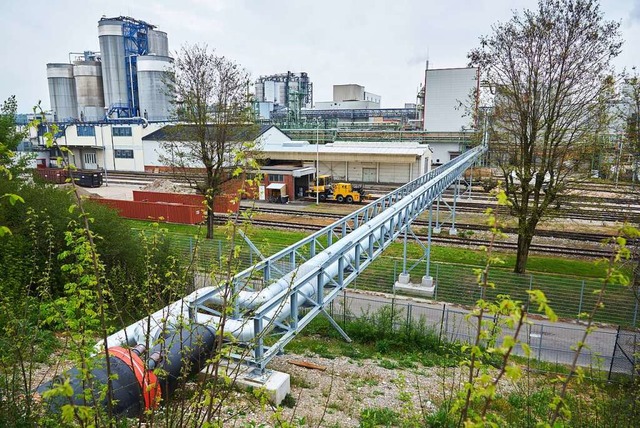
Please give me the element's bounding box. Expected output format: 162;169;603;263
316;119;320;204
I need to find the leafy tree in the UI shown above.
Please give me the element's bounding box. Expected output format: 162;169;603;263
0;96;24;169
163;44;258;239
469;0;623;273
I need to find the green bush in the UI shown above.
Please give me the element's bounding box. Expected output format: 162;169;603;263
0;179;182;323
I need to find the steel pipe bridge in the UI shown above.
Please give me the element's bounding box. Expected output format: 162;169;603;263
104;143;487;367
40;143;487;417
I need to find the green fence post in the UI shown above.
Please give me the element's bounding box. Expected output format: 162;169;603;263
393;259;397;285
578;280;585;319
434;264;439;300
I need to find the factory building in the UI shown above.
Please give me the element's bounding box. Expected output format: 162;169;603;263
412;65;479;165
46;16;173;123
315;84;381;110
254;72;313;120
423;67;478;132
260;140;431;185
35;122;164;172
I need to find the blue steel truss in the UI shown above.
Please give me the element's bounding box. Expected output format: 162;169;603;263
122;19;150;117
189;144;487;372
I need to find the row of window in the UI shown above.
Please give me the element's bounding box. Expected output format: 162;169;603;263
114;149;134;159
112;127;132;137
76;126;133;137
268;174;284;182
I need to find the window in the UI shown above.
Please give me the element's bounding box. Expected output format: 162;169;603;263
268;174;284;182
77;125;95;137
112;127;132;137
114;149;134;159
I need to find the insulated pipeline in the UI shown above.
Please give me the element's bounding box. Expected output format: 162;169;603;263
38;324;217;418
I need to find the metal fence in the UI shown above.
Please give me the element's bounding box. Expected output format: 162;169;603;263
165;234;639;328
325;292;638;378
161;232;640;376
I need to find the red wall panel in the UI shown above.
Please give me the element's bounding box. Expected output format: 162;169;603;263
95;199;205;224
133;191;239;214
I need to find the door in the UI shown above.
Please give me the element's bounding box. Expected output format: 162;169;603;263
362;167;377;183
83;151;98;169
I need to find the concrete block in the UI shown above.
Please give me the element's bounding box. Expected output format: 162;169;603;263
421;275;434;287
449;227;458;236
393;280;435;298
398;273;411;284
433;226;442;234
200;363;290;405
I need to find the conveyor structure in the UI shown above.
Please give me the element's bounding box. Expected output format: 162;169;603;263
40;143;486;416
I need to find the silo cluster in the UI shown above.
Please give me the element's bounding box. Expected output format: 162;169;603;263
46;16;173;123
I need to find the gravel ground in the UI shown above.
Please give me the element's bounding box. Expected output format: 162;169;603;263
222;352;517;428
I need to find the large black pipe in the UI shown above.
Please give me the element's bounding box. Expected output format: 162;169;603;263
37;324;217;418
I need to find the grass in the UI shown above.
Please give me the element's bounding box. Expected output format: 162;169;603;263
123;218;617;278
123;219;637;326
284;309;465;369
287;308;640;428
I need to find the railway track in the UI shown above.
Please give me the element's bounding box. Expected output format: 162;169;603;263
238;217;613;259
240;206;625;244
107;170;640;223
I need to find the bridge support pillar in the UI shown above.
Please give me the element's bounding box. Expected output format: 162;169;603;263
200;363;291;405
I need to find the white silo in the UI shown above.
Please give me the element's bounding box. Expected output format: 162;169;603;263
46;63;78;122
148;29;169;56
137;55;173;121
73;60;105;121
98;19;128;110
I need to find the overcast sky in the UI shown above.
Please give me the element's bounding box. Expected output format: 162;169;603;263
2;0;639;112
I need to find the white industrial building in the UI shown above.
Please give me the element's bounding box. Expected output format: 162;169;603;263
259;139;431;184
424;67;478;133
314;84;381;110
34;122;164;171
42;122;430;185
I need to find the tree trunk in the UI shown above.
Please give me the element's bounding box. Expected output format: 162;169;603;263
206;203;214;239
515;231;533;274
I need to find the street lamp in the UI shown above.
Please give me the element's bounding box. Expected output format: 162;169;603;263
316;118;320;205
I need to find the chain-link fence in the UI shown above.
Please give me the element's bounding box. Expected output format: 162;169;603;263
159;232;639;376
164;234;639;328
327;291;639;378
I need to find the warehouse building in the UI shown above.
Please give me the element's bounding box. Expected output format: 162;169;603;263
259;139;431;185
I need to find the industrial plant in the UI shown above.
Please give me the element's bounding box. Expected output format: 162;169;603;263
46;16;173;123
35;14;482;180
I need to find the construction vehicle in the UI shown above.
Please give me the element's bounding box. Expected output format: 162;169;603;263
308;175;366;203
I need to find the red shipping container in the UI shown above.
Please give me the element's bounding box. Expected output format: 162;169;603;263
33;168;69;184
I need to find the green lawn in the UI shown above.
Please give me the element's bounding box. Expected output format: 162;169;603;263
124;218;614;279
124;219;637;326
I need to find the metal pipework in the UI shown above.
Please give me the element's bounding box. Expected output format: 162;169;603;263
39;324;217;418
206;144;487;311
39;144;486;418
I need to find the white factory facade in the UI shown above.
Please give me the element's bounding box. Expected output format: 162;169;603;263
36;122;431;186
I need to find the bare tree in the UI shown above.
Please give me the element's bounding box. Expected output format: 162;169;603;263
620;71;640;185
619;72;640;333
163;44;257;239
469;0;622;273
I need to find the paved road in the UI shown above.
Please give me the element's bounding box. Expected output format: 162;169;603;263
329;289;635;374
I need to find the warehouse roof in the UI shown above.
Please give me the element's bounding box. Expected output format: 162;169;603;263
261;140;430;156
143;124;278;142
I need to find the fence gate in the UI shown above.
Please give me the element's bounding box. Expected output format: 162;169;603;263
609;326;639;379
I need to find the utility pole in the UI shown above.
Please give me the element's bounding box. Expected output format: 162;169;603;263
316;120;320;204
